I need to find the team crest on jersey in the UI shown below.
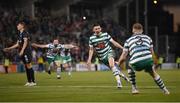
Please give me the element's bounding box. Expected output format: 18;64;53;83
135;36;143;45
96;42;105;49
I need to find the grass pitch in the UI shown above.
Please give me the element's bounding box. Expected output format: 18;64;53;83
0;69;179;102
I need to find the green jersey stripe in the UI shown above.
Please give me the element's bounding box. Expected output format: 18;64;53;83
124;34;153;64
89;32;112;60
130;55;152;64
129;43;150;52
99;49;113;60
96;44;110;53
130;52;151;61
130;50;151;59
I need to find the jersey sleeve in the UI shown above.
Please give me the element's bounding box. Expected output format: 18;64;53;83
47;44;52;48
123;41;129;52
23;32;29;39
89;38;93;47
149;37;153;48
107;33;112;41
59;44;65;49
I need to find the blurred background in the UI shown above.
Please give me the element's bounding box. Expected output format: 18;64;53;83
0;0;180;72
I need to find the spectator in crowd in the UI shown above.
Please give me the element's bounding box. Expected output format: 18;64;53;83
0;6;127;64
176;56;180;69
3;52;10;74
37;51;45;72
158;56;164;69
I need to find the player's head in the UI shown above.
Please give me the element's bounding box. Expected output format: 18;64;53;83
17;21;26;31
132;23;143;34
53;39;59;46
93;23;102;35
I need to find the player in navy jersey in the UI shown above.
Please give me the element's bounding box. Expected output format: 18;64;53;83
3;21;36;86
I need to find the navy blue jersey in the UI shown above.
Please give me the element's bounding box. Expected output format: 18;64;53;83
17;31;31;53
17;30;32;63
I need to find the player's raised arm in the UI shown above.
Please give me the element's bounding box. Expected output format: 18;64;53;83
31;43;49;48
110;38;123;50
3;41;19;52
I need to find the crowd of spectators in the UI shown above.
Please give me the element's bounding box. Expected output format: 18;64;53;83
0;6;127;64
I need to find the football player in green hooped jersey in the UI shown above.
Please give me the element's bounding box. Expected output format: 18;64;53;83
61;49;73;76
118;23;170;94
32;39;77;79
87;23;129;88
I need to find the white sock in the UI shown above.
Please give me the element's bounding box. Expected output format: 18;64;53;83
48;62;54;71
112;66;121;84
57;67;61;76
68;67;72;75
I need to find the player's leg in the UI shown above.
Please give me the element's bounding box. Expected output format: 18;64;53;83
46;57;55;74
48;62;55;74
62;59;68;75
127;66;139;94
67;62;72;76
4;66;8;74
25;63;36;86
55;61;61;79
24;64;31;86
26;53;36;86
115;63;129;82
147;65;170;94
66;57;72;76
63;56;72;76
22;54;36;86
108;57;122;88
54;55;63;79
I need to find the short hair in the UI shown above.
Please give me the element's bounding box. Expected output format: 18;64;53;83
17;21;26;28
133;23;143;30
93;22;101;27
18;20;26;25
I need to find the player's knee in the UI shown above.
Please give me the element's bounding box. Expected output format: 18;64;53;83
153;71;160;79
109;64;114;69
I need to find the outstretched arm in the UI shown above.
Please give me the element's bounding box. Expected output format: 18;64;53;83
118;50;128;66
63;44;77;49
3;42;19;52
31;43;48;48
110;38;123;49
87;46;94;66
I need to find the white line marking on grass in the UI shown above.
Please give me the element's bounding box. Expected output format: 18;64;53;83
0;85;176;88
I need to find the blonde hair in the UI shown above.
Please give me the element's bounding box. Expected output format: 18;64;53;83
132;23;143;34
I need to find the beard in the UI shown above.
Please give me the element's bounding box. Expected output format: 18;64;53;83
95;31;101;36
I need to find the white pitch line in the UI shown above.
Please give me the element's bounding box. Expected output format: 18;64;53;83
0;85;176;88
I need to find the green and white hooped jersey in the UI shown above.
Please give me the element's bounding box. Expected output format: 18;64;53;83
46;43;64;59
60;48;71;57
60;48;72;63
124;34;153;64
89;32;113;60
